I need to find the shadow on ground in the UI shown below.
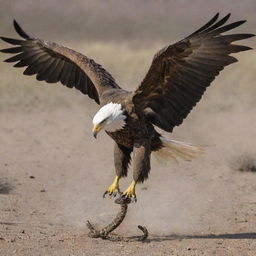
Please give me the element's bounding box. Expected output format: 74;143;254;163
149;232;256;242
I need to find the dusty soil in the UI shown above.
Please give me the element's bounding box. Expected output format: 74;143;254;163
1;92;256;255
1;1;256;253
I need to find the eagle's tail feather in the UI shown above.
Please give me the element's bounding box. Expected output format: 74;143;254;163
153;137;205;164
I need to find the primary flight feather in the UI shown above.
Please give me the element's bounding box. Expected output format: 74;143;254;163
1;13;254;201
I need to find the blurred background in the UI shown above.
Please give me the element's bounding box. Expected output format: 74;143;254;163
0;0;255;110
0;0;256;237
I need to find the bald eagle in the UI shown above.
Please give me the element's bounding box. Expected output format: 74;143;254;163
1;14;254;201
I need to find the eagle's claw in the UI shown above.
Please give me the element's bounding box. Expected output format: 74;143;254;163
121;181;137;202
103;176;121;199
103;190;121;198
103;191;108;198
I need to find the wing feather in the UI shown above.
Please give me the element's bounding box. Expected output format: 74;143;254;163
203;13;231;33
1;20;121;104
1;46;23;53
133;14;254;132
188;13;220;37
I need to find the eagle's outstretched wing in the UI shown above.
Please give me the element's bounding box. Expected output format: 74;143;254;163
0;20;121;104
133;13;254;132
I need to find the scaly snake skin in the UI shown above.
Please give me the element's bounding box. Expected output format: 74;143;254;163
86;197;148;241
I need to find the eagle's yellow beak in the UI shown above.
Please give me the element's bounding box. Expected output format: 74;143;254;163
92;123;104;138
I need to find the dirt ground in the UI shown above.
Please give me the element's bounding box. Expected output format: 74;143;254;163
1;70;256;255
1;1;256;255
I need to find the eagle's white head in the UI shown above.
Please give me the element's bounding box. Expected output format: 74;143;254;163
92;102;126;138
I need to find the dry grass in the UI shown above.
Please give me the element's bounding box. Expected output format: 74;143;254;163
232;155;256;172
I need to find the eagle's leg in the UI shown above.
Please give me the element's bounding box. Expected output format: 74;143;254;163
122;139;151;202
103;143;132;198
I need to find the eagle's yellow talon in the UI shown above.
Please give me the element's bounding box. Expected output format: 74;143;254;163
103;176;121;198
122;180;137;202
